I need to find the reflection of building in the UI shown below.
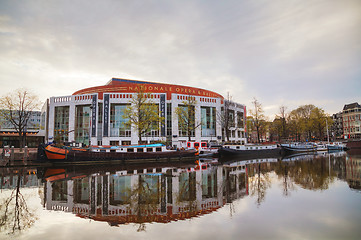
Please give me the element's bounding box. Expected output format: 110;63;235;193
0;168;39;189
345;155;361;191
44;78;246;147
342;102;361;139
43;163;249;225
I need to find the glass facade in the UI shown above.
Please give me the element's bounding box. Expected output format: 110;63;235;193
178;105;195;137
167;103;172;136
110;104;131;137
73;177;89;204
75;105;91;145
202;169;218;199
179;172;196;202
201;106;216;137
54;106;69;142
110;175;131;205
139;175;160;204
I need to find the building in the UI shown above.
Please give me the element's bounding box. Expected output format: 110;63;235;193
331;112;343;140
0;110;44;147
46;78;246;148
342;102;361;139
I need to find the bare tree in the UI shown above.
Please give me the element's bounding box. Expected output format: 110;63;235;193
248;98;266;143
217;93;233;142
0;89;41;150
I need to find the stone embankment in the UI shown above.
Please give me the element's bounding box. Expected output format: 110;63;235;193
1;147;38;167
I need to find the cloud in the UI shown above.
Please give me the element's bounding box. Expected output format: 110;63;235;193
0;0;360;116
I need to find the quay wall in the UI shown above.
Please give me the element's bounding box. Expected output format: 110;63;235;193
1;147;38;166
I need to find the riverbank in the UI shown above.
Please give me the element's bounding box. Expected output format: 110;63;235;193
0;147;38;167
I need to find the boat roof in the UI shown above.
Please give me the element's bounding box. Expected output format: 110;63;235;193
92;143;165;149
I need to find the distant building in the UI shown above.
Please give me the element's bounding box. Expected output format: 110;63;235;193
342;102;361;139
331;112;343;140
0;110;44;147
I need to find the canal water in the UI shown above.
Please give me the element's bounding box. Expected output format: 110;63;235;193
1;152;360;240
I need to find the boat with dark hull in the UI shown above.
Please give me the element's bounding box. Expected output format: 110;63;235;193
280;143;317;154
37;143;198;163
218;144;282;160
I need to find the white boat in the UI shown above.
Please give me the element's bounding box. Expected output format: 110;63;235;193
314;143;328;151
218;144;281;158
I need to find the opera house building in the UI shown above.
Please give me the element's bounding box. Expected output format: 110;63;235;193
45;78;246;148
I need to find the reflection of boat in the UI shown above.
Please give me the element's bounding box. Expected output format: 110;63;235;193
37;143;197;162
281;152;318;162
280;143;317;153
218;144;281;159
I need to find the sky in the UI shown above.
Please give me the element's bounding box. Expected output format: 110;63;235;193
0;0;360;119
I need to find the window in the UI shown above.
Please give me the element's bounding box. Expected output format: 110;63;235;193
201;107;216;137
110;104;131;137
54;106;69;143
75;105;91;145
147;148;153;152
127;148;134;152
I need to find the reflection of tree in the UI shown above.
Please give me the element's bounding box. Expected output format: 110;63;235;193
176;172;198;213
0;170;36;234
120;174;165;232
289;159;333;190
276;162;296;197
248;164;271;207
274;156;336;192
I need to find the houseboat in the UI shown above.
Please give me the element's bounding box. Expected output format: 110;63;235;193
327;142;347;151
218;144;282;159
280;142;317;154
37;143;198;163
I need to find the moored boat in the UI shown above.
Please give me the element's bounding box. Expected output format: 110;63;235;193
327;142;347;151
280;142;317;154
37;143;198;162
218;144;281;159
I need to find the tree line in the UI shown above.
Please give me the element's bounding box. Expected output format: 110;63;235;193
247;98;333;143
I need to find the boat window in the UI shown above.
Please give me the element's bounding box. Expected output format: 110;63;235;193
236;146;240;149
127;148;134;152
110;150;115;153
194;142;199;148
137;148;144;152
187;142;191;148
156;147;162;152
147;148;153;152
201;142;207;147
100;150;106;153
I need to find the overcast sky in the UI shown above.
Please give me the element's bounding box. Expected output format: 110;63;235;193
0;0;360;118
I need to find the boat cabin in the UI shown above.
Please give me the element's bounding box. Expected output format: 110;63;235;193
91;144;168;153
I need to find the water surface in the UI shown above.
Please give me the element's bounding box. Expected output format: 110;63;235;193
1;152;360;240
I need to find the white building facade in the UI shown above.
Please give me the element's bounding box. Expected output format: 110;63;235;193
46;78;247;147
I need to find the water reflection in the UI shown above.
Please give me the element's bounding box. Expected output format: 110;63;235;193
0;168;39;234
0;151;360;235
